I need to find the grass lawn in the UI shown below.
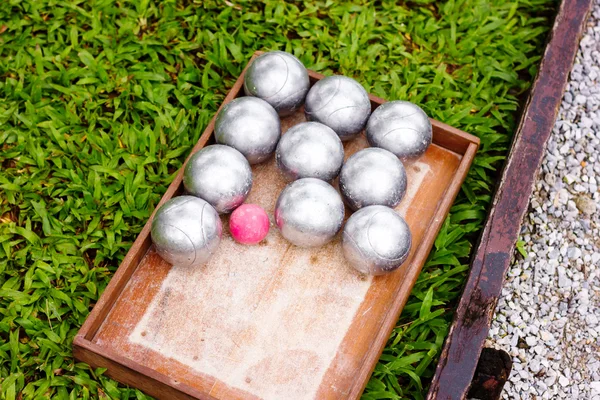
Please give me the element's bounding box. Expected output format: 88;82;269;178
0;0;555;399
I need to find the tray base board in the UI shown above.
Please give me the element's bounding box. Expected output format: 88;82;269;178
92;110;462;400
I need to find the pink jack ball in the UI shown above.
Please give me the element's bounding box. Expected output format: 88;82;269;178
229;204;270;245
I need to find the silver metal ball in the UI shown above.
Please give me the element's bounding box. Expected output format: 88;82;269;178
215;96;281;164
275;178;345;247
339;147;407;211
151;196;222;267
342;205;412;276
366;100;433;160
243;51;310;116
183;145;252;214
275;121;344;182
304;75;371;141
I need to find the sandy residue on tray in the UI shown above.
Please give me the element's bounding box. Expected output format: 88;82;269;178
130;210;372;399
396;161;432;217
129;118;435;400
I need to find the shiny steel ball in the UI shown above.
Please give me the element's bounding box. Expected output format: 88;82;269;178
342;205;412;276
215;96;281;164
275;121;344;182
275;178;345;247
183;145;252;214
151;196;222;267
304;75;371;141
243;51;310;116
339;148;407;211
366;100;433;160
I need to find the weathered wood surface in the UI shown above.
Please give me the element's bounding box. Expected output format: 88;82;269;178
74;53;479;400
427;0;593;398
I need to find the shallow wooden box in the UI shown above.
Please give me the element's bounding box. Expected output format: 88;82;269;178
74;52;479;400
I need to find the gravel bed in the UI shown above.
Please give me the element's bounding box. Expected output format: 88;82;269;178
485;3;600;399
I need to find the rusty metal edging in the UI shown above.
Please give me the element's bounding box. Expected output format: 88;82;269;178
426;0;594;398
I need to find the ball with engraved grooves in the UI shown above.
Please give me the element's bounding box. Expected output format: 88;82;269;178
243;51;310;116
275;121;344;182
342;205;412;276
151;196;222;268
339;147;407;211
304;75;371;141
215;96;281;164
275;178;345;247
183;145;253;214
366;100;432;161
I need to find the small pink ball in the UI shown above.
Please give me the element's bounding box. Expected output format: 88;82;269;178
229;204;270;245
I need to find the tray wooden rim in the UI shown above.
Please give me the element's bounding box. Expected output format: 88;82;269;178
74;51;480;400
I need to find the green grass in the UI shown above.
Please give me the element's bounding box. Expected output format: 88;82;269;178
0;0;555;399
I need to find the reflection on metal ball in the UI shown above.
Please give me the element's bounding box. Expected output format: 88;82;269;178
304;75;371;141
275;178;345;247
243;51;310;116
339;148;407;211
215;96;281;164
151;196;222;267
366;100;432;160
275;121;344;182
183;145;252;214
342;205;412;276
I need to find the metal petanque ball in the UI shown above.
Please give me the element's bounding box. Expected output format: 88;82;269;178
243;51;310;116
151;196;222;268
275;178;345;247
215;96;281;164
366;100;433;160
339;147;407;211
342;205;412;276
275;121;344;182
183;145;252;214
304;75;371;141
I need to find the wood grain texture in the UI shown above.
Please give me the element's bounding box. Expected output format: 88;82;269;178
77;54;261;342
73;336;217;400
74;52;479;400
427;1;593;399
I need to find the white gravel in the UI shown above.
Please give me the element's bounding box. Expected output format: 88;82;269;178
485;3;600;399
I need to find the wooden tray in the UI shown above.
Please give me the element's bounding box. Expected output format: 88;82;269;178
74;52;479;400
